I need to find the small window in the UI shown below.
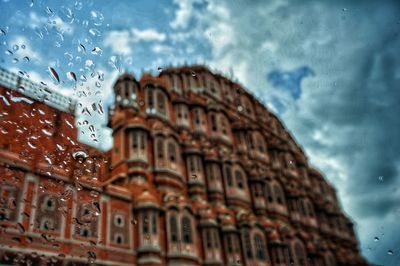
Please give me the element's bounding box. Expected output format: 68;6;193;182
115;233;124;244
170;215;178;242
212;229;220;248
142;212;149;234
235;170;244;189
147;88;154;108
274;184;284;204
182;216;192;243
244;230;253;259
132;131;138;149
168;141;177;162
227;234;234;253
114;214;125;227
206;229;212;248
156;138;164;159
152;212;157;234
225;165;233;187
80;228;90;237
210;114;217;131
254;234;266;260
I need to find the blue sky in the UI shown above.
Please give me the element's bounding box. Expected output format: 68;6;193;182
1;0;400;265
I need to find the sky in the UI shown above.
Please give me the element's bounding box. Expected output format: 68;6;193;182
1;0;400;265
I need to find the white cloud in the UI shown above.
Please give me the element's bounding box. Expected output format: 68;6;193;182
103;30;132;55
9;36;41;63
170;0;200;29
131;28;166;42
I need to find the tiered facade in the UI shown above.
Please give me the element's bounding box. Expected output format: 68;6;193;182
0;66;367;266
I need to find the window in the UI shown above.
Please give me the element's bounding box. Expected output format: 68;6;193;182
243;230;253;259
225;165;233;187
220;115;228;135
115;233;124;244
194;109;201;125
254;234;266;260
294;242;306;266
132;131;138;149
212;229;220;248
206;229;212;248
152;212;157;233
42;195;56;211
274;184;284;204
170;215;178;242
80;228;91;237
235;170;244;189
182;216;192;243
227;234;234;253
156;90;166;114
156;138;164;159
142;212;149;234
114;214;125;227
168;141;176;162
210;113;217;131
147;88;154;109
40;217;54;231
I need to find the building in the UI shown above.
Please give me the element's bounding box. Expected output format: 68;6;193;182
0;66;368;265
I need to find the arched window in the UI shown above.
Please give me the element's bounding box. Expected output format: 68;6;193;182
170;215;178;242
152;212;158;233
156;90;166;114
274;184;285;204
212;229;220;248
225;165;233;187
156;138;164;159
265;183;273;202
210;113;217;131
219;114;229;135
243;230;253;259
254;234;266;260
235;170;245;189
294;242;306;266
168;141;177;162
142;212;149;234
147;88;154;109
227;234;234;253
181;216;192;243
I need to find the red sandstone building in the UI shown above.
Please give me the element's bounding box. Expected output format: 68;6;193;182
0;66;368;265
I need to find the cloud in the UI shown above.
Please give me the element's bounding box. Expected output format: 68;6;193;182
131;28;166;42
103;30;132;55
9;36;41;63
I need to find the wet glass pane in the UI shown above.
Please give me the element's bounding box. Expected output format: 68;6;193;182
0;0;399;265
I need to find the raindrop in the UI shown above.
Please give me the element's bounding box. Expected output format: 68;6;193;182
387;250;394;255
23;56;30;62
79;43;86;54
91;47;102;55
48;67;60;84
17;223;25;233
378;176;383;181
374;236;379;241
89;28;101;38
13;44;19;51
157;67;162;73
5;50;13;55
67;71;77;82
91;10;104;26
29;0;34;7
45;6;54;16
64;52;73;60
237;105;243;112
12;58;19;64
74;1;83;10
342;8;347;12
191;71;196;77
95;81;101;88
72;150;89;160
21;44;26;49
0;28;7;36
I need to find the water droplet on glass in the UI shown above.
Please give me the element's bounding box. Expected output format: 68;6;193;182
72;150;89;160
342;8;347;12
157;67;162;73
67;71;77;82
17;223;25;233
13;44;19;51
237;105;243;112
91;46;102;55
378;176;383;181
387;250;394;255
12;58;19;64
91;10;104;26
89;28;101;38
74;1;83;10
374;236;379;241
48;67;60;84
5;50;13;55
191;71;196;77
23;56;30;62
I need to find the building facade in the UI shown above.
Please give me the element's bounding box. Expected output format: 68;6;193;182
0;66;368;265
